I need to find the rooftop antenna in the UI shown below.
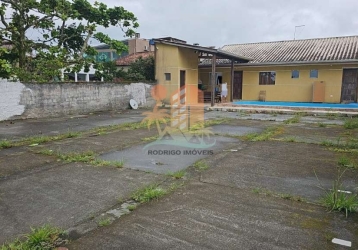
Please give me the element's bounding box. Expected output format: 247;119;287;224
294;25;305;40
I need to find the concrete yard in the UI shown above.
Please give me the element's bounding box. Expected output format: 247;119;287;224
0;109;357;249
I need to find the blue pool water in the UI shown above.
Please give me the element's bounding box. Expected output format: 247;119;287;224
233;101;358;109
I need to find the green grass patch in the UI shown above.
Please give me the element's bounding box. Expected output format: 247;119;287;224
167;170;186;179
141;136;158;142
38;150;125;168
321;191;358;217
112;159;125;168
131;184;167;203
344;118;358;129
318;167;358;217
127;204;137;211
318;123;327;128
98;218;112;227
252;188;305;202
242;126;284;142
58;151;96;163
338;156;357;169
326;113;339;120
283;136;297;142
189;119;229;132
0;225;65;250
0;140;12;149
284;114;302;124
39;149;55;156
193;160;209;171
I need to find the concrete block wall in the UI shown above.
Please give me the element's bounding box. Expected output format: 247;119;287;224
0;79;155;121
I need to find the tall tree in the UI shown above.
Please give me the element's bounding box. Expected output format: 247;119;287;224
0;0;139;81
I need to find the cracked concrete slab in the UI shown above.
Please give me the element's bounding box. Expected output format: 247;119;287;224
0;162;164;244
201;141;358;202
211;124;262;136
0;147;57;178
39;128;157;154
67;181;358;250
99;136;241;174
0;110;145;140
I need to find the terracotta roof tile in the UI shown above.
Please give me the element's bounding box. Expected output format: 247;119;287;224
116;51;154;66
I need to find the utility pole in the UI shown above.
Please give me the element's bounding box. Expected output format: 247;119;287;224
294;25;305;40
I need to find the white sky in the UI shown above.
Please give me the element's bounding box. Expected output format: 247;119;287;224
92;0;358;47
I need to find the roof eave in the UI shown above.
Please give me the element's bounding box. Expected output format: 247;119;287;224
154;39;251;62
199;59;358;68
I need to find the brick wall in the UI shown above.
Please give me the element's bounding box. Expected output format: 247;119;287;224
0;79;155;121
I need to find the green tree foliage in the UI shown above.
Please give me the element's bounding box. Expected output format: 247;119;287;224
126;56;155;81
95;55;155;82
0;0;139;82
0;47;11;77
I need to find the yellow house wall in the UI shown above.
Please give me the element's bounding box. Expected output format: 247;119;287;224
199;64;358;103
155;44;199;104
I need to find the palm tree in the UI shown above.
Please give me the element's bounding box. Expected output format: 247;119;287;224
142;106;170;136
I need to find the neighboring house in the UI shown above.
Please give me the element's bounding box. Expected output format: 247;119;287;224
154;35;358;104
93;33;155;63
116;51;154;71
61;65;103;82
199;35;358;104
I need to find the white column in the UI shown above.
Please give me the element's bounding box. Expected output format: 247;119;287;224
75;72;78;82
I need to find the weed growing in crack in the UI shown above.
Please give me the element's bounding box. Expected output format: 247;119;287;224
113;159;125;168
284;114;302;124
127;204;137;211
242;126;284;142
252;188;306;202
131;184;167;203
141;136;158;142
318;123;327;128
344;117;358;129
338;156;357;169
98;218;112;227
0;140;12;149
0;225;66;250
316;167;358;217
283;137;297;142
193;160;209;171
167;170;186;179
58;151;96;163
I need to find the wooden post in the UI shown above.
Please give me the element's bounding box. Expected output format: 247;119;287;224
230;60;234;102
211;54;216;107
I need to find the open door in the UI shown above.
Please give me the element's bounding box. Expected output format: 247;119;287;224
341;69;358;103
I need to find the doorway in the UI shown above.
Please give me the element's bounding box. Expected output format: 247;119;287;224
180;70;186;88
341;69;358;103
233;71;243;100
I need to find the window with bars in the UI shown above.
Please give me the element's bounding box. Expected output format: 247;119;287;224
259;72;276;85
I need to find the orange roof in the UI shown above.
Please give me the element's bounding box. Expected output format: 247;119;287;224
115;51;154;66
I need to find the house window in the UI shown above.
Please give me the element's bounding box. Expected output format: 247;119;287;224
310;69;318;78
165;73;171;81
292;70;300;79
259;72;276;85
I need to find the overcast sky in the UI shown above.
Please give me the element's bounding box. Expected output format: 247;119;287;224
93;0;358;48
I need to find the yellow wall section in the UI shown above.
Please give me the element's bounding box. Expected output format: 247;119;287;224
155;44;199;104
200;64;358;103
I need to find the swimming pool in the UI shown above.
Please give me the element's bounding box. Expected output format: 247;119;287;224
232;101;358;109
